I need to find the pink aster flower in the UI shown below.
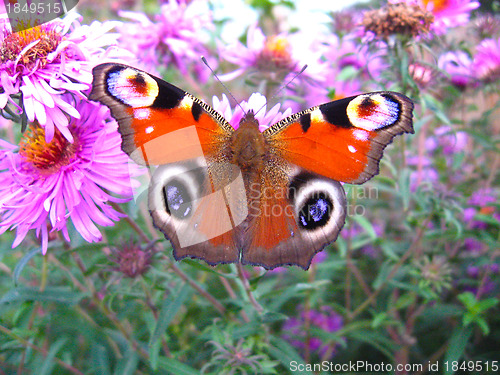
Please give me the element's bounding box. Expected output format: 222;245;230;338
0;99;137;254
0;12;127;142
218;25;329;92
438;51;474;88
320;35;386;101
212;92;292;132
472;37;500;83
118;0;212;78
425;126;468;156
424;0;479;32
413;0;479;34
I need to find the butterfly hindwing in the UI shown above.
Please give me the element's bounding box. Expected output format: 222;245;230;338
264;92;414;184
148;159;240;265
241;167;347;269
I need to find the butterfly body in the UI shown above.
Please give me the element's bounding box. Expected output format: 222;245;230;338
90;63;414;270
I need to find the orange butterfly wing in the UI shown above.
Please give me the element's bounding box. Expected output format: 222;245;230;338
264;92;414;184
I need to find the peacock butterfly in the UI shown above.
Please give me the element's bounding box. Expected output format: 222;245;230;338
90;63;414;270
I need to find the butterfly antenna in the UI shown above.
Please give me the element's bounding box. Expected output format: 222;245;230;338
254;64;308;117
201;56;246;114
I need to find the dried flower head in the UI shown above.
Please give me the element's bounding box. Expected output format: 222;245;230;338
473;14;500;39
201;337;267;375
362;3;434;38
413;256;453;296
110;238;154;278
330;10;359;35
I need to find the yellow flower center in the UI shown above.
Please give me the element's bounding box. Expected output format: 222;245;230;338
0;24;62;70
422;0;449;13
257;36;294;71
19;124;78;175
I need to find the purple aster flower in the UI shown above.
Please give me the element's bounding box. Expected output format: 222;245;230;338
318;35;385;102
212;92;292;132
118;0;212;79
341;221;383;258
0;99;138;254
472;37;500;83
217;25;328;95
406;154;440;191
283;306;343;359
0;12;127;142
463;238;487;254
463;188;499;230
467;188;497;207
425;126;468;156
467;265;480;278
333;36;385;81
438;51;474;88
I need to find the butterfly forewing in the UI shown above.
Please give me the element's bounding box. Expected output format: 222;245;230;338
264;92;414;184
90;63;234;166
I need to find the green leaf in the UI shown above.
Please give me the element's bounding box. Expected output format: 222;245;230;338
457;292;475;307
394;292;416;309
268;336;312;375
443;325;473;375
398;168;411;211
91;343;111;375
473;213;500;227
261;311;288;323
114;349;139;375
477;298;499;312
475;318;490;336
39;338;67;375
13;247;42;286
0;287;86;306
232;321;262;339
337;65;358;81
346;330;397;359
294;280;331;291
157;357;199;375
149;339;162;371
149;283;191;347
181;259;236;278
371;313;388;329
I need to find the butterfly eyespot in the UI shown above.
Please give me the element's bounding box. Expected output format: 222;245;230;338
149;161;206;220
347;93;401;131
289;174;346;234
107;67;159;107
163;181;193;219
298;192;333;230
